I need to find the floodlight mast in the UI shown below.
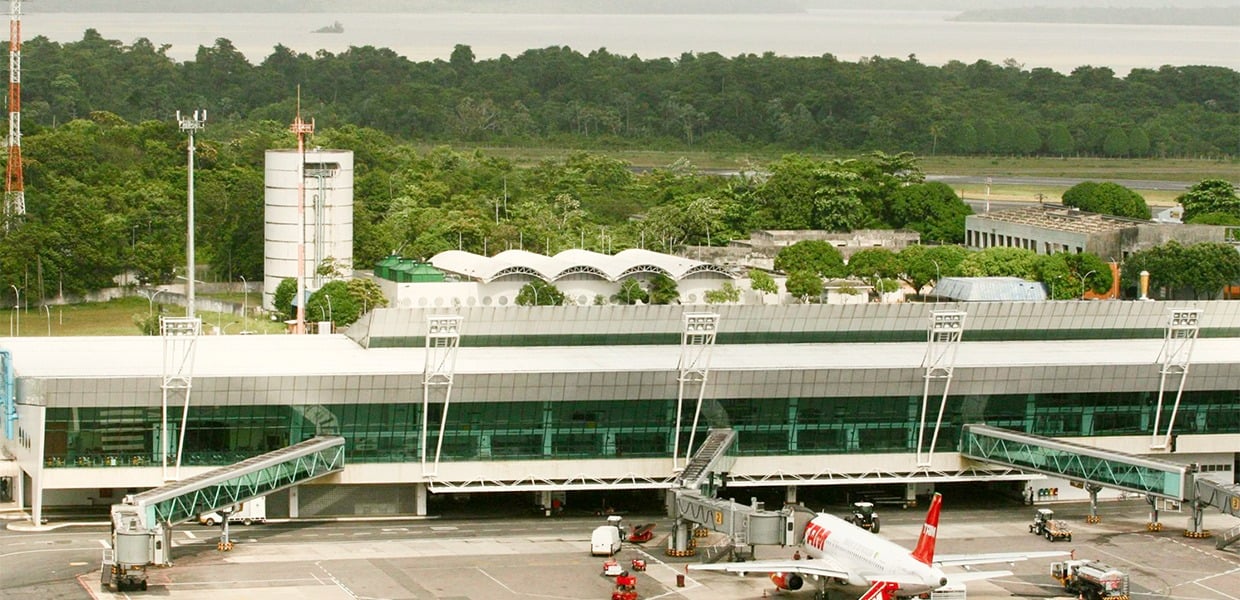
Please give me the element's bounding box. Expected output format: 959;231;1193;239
289;93;315;334
177;109;206;318
5;0;26;227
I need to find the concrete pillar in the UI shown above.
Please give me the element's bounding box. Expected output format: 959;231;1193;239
31;471;42;526
785;485;797;505
414;482;428;516
289;485;299;519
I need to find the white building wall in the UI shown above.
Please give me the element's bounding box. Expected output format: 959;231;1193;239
263;149;354;309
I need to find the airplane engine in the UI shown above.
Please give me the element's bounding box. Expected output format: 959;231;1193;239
770;572;804;591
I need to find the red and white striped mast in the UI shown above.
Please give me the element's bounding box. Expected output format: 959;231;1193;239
5;0;24;226
289;89;314;335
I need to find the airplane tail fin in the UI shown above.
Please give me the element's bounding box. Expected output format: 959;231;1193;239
910;492;942;566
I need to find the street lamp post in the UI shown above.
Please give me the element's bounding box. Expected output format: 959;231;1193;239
239;275;248;333
177;109;206;319
141;287;167;317
1081;270;1097;300
9;285;18;336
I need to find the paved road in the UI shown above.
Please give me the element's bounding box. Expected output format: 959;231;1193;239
4;500;1238;600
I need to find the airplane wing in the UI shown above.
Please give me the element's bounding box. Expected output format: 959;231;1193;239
944;570;1013;584
935;550;1068;568
688;557;850;580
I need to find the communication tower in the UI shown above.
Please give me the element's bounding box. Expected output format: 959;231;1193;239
289;94;314;335
5;0;24;225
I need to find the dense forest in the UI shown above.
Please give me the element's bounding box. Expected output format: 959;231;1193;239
0;31;1236;308
12;31;1239;158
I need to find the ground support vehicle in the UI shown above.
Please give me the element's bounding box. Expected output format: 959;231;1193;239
593;525;622;556
602;559;624;576
1029;508;1072;541
200;496;267;526
1052;560;1130;600
629;523;655;543
611;571;637;600
848;502;880;533
630;558;646;571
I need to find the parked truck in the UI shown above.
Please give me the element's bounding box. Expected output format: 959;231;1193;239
848;501;880;533
1052;559;1130;600
1029;508;1072;542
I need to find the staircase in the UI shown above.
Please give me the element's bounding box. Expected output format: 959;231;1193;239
678;428;736;490
1218;524;1240;550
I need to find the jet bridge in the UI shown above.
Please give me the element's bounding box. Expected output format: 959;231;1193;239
105;435;344;584
961;424;1194;526
665;427;813;559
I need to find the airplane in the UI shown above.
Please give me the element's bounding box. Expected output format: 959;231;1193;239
688;492;1066;600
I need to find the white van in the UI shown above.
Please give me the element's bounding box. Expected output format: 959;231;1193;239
590;525;621;556
199;496;267;526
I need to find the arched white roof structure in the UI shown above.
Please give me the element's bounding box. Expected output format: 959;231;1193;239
430;248;734;283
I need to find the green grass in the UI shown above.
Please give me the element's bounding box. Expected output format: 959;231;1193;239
430;143;1239;182
2;297;288;337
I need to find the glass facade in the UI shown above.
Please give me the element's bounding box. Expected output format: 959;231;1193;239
42;390;1239;468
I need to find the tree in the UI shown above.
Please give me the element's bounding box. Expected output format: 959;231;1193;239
648;273;680;305
1046;124;1075;156
614;278;648;305
1102;127;1129;157
347;278;389;315
1178;179;1240;222
705;281;742;304
748;269;778;298
1061;181;1151;220
888;182;973;243
1121;241;1188;299
785;270;823;303
898;244;969;297
958;247;1039;279
847;247;900;295
1182;242;1240;299
306;280;361;329
273;278;297;320
1035;252;1112;300
516;280;565;306
774;240;845;278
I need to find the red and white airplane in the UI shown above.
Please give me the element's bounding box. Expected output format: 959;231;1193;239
689;493;1066;600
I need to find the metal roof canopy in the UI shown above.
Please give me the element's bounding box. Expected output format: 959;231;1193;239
961;424;1191;501
121;435;344;529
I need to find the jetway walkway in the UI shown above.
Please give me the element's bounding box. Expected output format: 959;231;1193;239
1193;479;1240;549
117;435;345;532
961;424;1191;501
677;428;736;492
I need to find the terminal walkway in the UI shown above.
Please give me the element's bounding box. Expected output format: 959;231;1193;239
119;435;345;530
960;424;1191;501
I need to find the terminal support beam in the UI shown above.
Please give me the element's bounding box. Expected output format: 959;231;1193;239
673;313;718;471
917;311;966;467
160;316;200;482
420;315;462;477
1150;308;1200;451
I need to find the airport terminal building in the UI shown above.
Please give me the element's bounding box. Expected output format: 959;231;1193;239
1;300;1238;521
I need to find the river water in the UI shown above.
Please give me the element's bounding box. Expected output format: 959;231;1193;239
22;10;1240;74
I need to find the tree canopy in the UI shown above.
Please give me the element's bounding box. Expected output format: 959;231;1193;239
1061;181;1152;220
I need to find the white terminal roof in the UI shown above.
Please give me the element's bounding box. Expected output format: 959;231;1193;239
2;335;1238;379
429;248;732;283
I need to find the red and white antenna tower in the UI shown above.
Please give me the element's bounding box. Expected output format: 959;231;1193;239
289;88;314;335
5;0;24;224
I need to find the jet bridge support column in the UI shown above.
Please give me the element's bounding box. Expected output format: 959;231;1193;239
420;315;462;478
1085;484;1103;523
1186;499;1212;539
673;313;719;471
1145;495;1163;531
917;311;966;467
1150;308;1200;452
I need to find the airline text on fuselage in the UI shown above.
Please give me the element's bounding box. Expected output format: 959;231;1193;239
804;520;832;551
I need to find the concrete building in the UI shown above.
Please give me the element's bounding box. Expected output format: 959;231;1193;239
965;204;1236;260
2;301;1238;521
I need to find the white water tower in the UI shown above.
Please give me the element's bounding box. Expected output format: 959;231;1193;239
263;149;354;310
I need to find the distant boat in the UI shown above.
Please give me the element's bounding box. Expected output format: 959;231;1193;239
312;21;343;34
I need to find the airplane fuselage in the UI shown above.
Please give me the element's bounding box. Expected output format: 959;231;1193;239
800;512;948;597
